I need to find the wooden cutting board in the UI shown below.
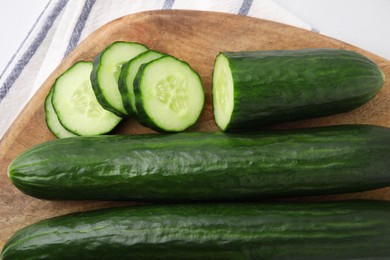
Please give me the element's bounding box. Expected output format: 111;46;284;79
1;10;390;248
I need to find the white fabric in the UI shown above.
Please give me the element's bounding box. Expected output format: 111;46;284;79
0;0;310;139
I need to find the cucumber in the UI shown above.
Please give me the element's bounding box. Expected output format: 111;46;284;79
213;48;385;131
90;41;148;116
51;61;122;136
2;201;390;259
118;50;166;114
133;55;204;132
44;88;78;138
8;124;390;201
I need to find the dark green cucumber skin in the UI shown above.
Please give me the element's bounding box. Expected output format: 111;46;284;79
3;201;390;259
216;48;385;131
133;55;203;132
117;59;134;114
90;41;148;117
90;43;124;117
8;124;390;201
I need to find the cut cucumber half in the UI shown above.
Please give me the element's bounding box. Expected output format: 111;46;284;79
91;41;148;116
134;55;204;132
212;49;385;131
45;88;78;139
119;50;166;114
212;53;234;131
52;61;122;136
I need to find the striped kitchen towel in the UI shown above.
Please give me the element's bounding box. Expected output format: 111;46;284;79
0;0;311;138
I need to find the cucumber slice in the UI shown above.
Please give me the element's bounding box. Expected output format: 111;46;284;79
91;41;148;116
119;50;166;114
44;88;78;138
134;55;204;132
52;61;122;136
212;53;234;131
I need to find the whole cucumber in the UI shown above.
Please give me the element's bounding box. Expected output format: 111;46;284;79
2;201;390;259
8;124;390;201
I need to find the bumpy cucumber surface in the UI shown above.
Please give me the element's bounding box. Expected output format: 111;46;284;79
8;124;390;201
2;201;390;259
90;41;148;116
133;55;204;132
213;48;385;131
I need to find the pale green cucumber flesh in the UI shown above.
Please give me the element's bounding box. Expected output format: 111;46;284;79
52;61;121;136
134;56;204;132
212;53;234;131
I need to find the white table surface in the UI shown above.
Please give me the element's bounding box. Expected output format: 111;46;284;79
274;0;390;61
0;0;389;75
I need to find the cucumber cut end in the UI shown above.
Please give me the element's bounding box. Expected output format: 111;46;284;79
213;53;234;131
138;56;204;132
53;61;122;136
381;69;386;82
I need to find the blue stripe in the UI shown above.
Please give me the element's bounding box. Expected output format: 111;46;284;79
0;1;51;81
0;0;69;102
64;0;96;57
238;0;253;16
162;0;175;9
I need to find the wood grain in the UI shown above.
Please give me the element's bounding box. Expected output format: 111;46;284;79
1;10;390;248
